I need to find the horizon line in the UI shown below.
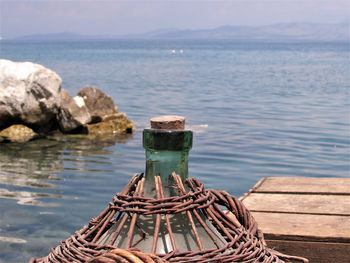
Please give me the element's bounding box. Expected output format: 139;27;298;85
3;21;349;40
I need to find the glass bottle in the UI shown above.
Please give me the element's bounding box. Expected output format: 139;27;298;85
100;116;226;254
135;116;224;253
142;125;193;197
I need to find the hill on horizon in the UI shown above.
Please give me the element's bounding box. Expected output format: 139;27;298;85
11;23;350;42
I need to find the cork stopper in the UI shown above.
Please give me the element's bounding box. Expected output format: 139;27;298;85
150;115;185;130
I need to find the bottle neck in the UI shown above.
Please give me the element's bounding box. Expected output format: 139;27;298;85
143;129;193;197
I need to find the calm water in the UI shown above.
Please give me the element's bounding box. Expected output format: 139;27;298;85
0;40;349;262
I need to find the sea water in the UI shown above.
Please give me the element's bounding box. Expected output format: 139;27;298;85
0;39;349;262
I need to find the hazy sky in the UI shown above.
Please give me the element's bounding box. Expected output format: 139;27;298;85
1;0;349;38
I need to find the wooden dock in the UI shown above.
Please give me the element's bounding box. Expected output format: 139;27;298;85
241;177;350;263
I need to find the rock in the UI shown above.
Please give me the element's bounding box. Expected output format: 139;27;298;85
57;89;91;132
0;124;38;143
77;87;117;123
84;113;134;135
0;59;61;129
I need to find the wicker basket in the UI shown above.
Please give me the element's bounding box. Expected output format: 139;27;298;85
30;173;308;263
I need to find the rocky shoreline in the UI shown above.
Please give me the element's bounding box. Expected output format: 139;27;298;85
0;59;134;143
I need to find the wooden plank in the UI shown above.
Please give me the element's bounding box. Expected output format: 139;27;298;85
255;177;350;195
250;212;350;242
243;193;350;215
241;177;350;262
266;239;350;263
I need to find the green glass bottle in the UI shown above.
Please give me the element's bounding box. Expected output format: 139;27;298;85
136;116;223;253
100;116;225;254
143;126;193;197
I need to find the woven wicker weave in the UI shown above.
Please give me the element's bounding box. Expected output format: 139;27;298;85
86;248;166;263
30;173;308;263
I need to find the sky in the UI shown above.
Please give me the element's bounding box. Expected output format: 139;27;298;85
0;0;349;39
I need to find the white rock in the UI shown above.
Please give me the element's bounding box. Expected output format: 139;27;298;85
57;90;91;132
73;96;85;108
0;59;62;128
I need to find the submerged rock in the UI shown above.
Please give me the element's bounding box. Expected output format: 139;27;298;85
57;89;91;132
0;124;38;143
85;113;134;135
77;87;117;123
0;59;61;128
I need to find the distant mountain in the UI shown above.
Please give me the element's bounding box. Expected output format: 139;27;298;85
137;23;349;41
15;32;102;40
13;23;349;42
